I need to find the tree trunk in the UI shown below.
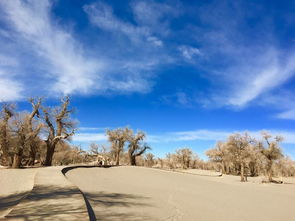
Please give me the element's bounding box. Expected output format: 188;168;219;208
0;133;11;166
28;145;37;166
129;154;136;166
221;162;226;175
44;144;55;166
115;151;120;166
12;153;22;168
240;162;245;182
267;161;273;182
268;170;273;182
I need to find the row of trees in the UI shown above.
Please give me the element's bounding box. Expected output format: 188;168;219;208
206;132;295;182
0;97;75;168
1;97;294;182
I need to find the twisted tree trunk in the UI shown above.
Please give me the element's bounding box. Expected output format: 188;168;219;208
44;143;55;166
240;162;245;182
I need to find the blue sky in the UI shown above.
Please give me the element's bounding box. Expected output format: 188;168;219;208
0;0;295;159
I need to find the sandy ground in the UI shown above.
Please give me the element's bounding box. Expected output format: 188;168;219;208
0;168;37;217
66;166;295;221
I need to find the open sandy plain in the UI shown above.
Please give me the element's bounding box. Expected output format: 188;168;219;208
1;166;295;221
66;166;295;221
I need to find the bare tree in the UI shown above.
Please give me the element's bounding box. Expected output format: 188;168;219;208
175;148;193;169
259;132;283;182
127;131;150;166
42;96;75;166
166;153;177;169
11;115;26;168
26;98;42;165
145;153;155;167
0;104;14;166
10;109;43;168
106;127;132;165
227;133;253;182
206;142;229;174
88;143;110;165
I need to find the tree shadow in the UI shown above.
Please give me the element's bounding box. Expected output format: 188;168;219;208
61;165;113;176
3;185;89;221
0;191;30;218
62;166;154;220
2;184;153;221
84;191;152;221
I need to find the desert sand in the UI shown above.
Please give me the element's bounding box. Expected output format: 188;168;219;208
1;167;88;221
66;166;295;221
1;166;295;221
0;168;36;218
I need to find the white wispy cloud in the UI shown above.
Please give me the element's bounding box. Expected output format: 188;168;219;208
0;54;23;101
189;1;295;111
84;1;166;47
160;92;193;107
258;91;295;120
148;129;295;144
73;128;295;144
0;75;23;101
131;0;180;36
78;127;107;131
84;2;147;43
83;0;178;94
73;133;107;142
0;0;101;95
0;0;164;101
276;109;295;120
178;46;201;60
226;50;295;107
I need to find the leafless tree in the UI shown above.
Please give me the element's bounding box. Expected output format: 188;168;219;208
26;98;42;165
227;133;253;182
0;104;14;166
42;96;75;166
10;109;43;168
106;127;132;165
88;143;110;165
259;131;283;182
206;141;229;174
127;130;150;166
175;148;193;169
145;153;155;167
166;153;177;169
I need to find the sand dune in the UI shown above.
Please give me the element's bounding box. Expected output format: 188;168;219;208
66;166;295;221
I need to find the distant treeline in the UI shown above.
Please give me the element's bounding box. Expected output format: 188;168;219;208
0;98;294;183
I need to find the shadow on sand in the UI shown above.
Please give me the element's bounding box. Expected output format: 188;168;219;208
62;165;153;221
61;165;113;176
3;185;152;221
84;191;152;221
4;185;88;221
0;191;30;218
